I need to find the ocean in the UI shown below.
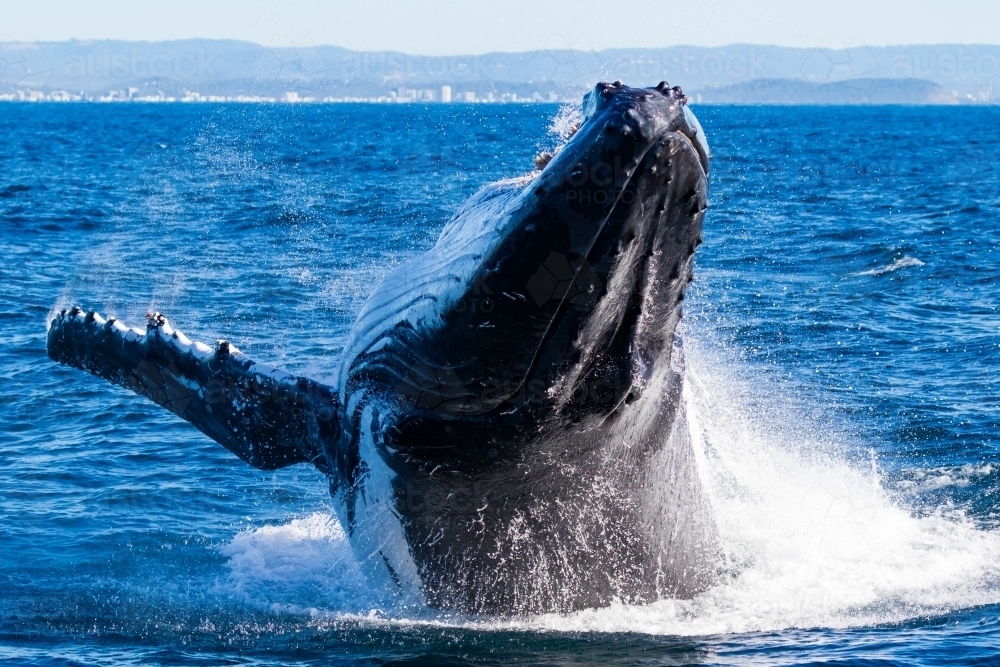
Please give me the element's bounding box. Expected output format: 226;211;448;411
2;101;1000;665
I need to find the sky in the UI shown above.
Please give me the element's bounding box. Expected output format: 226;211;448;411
3;0;999;55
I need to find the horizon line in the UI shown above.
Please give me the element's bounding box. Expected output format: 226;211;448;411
4;37;1000;57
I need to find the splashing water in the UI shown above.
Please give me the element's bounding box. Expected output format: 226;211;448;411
549;103;583;141
215;334;1000;635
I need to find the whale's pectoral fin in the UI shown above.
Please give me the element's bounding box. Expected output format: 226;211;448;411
46;308;339;473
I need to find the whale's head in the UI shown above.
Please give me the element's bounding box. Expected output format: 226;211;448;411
514;81;711;412
344;82;710;468
338;83;716;612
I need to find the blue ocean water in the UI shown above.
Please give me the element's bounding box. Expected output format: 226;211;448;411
2;101;1000;665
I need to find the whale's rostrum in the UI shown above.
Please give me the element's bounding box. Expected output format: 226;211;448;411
47;81;718;614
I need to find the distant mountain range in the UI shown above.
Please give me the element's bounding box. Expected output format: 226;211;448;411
695;78;960;104
1;39;997;104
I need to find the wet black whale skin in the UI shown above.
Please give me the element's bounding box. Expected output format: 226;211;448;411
47;81;716;614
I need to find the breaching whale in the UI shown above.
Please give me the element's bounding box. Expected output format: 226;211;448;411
47;82;717;614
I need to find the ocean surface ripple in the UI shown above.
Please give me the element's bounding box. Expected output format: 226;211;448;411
2;103;1000;665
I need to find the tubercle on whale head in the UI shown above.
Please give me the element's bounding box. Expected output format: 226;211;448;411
559;80;709;177
513;83;708;271
509;83;708;270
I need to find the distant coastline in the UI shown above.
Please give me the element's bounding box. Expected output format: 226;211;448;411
1;39;997;104
0;88;552;104
0;81;960;105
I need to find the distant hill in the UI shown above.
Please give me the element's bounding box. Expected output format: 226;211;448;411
695;78;959;104
0;39;997;103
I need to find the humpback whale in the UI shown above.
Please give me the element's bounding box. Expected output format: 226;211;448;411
47;82;717;614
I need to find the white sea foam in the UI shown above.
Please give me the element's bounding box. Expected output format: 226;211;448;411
855;255;925;277
895;464;994;493
220;338;1000;634
216;513;390;614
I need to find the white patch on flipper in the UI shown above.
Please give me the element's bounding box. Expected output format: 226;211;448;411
192;341;213;357
248;363;294;383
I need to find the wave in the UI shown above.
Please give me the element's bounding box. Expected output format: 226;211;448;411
895;464;994;494
855;255;925;277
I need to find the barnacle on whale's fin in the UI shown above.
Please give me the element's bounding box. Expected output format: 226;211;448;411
46;308;339;473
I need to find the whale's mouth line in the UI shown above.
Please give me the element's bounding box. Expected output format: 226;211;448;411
513;136;666;399
672;129;707;177
516;116;705;407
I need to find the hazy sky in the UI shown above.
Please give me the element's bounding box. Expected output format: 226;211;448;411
4;0;999;54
